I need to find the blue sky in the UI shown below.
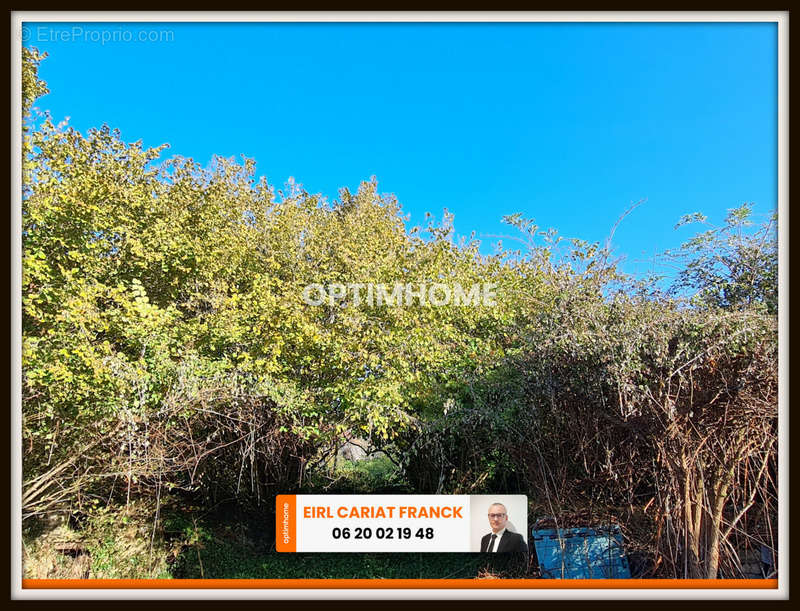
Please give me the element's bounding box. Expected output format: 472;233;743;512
23;21;777;281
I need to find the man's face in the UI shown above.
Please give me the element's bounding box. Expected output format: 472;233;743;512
487;504;508;533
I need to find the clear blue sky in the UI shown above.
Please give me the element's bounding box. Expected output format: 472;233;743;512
23;21;777;280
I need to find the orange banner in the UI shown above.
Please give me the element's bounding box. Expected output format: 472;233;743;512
275;494;296;553
22;579;778;590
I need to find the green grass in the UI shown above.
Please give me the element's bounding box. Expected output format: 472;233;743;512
306;453;412;494
170;538;527;579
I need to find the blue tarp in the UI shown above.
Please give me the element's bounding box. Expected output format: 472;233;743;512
532;525;631;579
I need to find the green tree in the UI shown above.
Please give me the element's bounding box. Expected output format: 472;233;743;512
21;48;520;513
665;203;778;314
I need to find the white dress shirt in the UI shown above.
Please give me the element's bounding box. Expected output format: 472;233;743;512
487;528;506;552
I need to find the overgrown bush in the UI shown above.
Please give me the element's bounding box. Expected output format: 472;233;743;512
21;48;777;580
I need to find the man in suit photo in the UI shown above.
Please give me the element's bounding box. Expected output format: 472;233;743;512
480;502;528;553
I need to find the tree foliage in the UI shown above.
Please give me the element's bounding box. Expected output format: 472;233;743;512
665;204;778;314
21;49;778;580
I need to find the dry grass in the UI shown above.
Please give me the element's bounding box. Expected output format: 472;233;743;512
22;502;173;580
23;523;87;579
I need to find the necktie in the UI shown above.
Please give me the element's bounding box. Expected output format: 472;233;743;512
487;534;497;552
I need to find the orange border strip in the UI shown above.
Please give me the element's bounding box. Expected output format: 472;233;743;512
23;579;777;589
275;494;296;553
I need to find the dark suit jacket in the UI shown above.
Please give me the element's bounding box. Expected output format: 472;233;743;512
480;530;528;553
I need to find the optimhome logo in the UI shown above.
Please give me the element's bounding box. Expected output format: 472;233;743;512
301;283;498;307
